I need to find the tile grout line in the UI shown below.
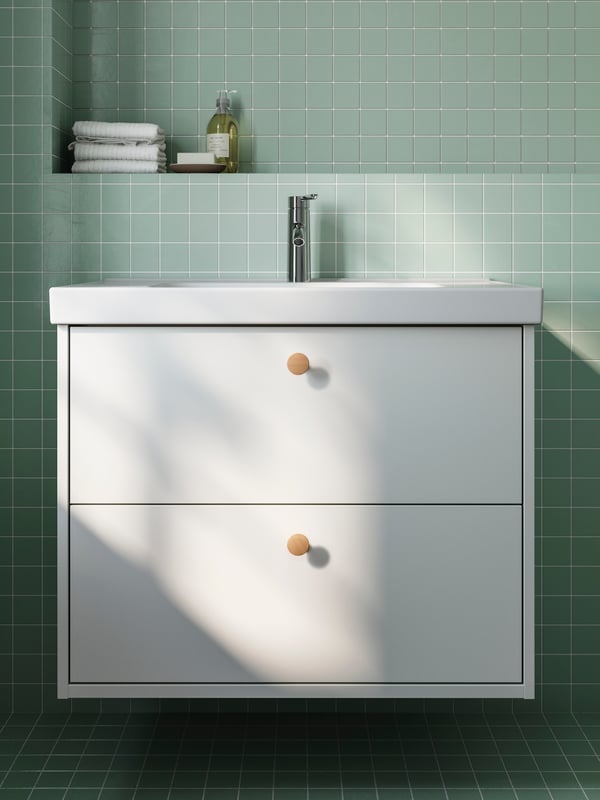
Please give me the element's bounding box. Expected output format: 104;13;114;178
569;171;575;716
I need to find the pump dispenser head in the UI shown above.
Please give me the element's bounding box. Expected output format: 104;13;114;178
216;89;236;112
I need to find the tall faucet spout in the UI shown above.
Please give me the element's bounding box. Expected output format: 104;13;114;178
288;194;318;282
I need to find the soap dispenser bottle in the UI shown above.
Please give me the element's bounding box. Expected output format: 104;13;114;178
206;89;239;173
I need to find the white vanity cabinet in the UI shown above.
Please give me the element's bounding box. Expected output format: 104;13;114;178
51;280;542;699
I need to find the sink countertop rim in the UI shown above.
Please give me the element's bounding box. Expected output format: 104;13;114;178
49;278;543;325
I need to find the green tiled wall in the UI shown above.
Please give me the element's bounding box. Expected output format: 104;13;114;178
50;0;73;173
67;0;600;173
1;0;600;714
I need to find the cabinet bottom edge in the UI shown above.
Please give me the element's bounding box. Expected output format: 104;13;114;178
60;684;534;700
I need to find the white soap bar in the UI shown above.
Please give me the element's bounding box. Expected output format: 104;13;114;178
176;152;216;164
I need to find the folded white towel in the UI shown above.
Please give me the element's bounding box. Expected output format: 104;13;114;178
70;143;166;162
74;137;166;147
72;160;166;174
72;121;165;144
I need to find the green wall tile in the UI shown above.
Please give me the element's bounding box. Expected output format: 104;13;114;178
68;0;597;172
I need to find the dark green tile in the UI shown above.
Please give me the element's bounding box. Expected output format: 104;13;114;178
168;792;204;800
566;753;600;770
239;771;273;788
121;791;169;800
575;774;600;789
558;738;595;755
307;771;341;788
1;772;39;789
545;792;587;800
411;790;446;800
339;791;377;800
512;792;551;800
275;771;310;789
509;772;549;789
477;773;514;789
238;791;273;800
544;773;583;789
441;771;478;788
409;772;444;788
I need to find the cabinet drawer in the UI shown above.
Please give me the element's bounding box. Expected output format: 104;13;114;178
69;504;522;685
69;326;522;504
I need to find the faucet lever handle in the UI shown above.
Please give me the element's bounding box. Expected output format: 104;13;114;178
302;194;318;201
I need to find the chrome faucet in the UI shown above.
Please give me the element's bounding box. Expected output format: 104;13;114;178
288;194;318;282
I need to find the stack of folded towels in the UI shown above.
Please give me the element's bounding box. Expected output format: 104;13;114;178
69;121;166;173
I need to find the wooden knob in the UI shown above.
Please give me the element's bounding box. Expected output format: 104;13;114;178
287;533;310;556
287;353;310;375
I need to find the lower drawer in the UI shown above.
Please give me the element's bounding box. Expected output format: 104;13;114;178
69;504;522;686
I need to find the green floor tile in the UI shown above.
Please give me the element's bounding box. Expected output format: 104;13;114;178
239;771;272;788
101;771;139;789
374;770;410;787
477;773;514;789
99;791;137;800
527;740;563;756
0;713;598;800
36;771;74;788
237;791;273;800
411;790;446;800
509;772;550;789
566;754;600;769
545;773;584;789
479;792;518;800
307;771;341;787
0;791;30;800
441;771;479;788
561;741;596;756
577;773;600;788
512;792;552;800
1;771;39;788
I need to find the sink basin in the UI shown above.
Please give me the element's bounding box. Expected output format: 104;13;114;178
49;279;543;325
146;280;446;289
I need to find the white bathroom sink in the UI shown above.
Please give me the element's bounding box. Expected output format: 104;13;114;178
49;279;543;325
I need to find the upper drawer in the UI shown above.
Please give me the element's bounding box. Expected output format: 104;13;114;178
69;326;522;504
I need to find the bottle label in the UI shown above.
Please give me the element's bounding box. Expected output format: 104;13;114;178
207;133;229;158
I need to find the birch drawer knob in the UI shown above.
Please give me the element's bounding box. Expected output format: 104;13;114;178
287;353;310;375
287;533;310;556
